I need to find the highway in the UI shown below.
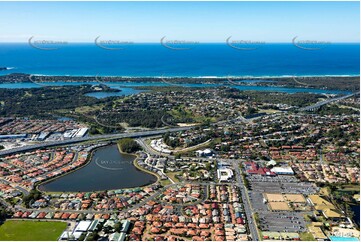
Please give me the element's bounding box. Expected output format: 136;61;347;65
300;92;359;111
0;126;193;157
3;90;354;157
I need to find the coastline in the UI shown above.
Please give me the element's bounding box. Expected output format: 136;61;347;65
0;73;359;79
1;74;357;93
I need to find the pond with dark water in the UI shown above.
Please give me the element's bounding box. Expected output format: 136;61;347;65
38;144;157;192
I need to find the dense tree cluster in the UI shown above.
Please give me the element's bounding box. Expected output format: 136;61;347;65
22;189;42;208
95;110;169;128
118;138;141;153
272;76;360;92
222;89;325;107
317;104;359;115
0;86;113;118
163;130;212;148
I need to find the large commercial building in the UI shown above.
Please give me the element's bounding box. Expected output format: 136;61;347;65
270;166;294;175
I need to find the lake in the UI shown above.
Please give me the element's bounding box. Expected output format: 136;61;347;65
38;144;157;192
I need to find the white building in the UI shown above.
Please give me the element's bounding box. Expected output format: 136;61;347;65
270;166;294;175
217;168;234;182
74;220;92;232
196;149;214;157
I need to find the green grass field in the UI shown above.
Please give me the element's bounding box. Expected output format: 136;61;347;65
0;220;67;241
166;171;182;183
299;232;315;241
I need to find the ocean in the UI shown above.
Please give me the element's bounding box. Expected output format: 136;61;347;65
0;43;359;77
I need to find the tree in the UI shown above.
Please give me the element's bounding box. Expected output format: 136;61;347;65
114;222;122;233
86;232;99;241
23;189;42;208
117;138;141;153
78;232;86;241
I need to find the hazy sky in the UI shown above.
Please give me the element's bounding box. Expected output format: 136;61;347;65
0;1;359;43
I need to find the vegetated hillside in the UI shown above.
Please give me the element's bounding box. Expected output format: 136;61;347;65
0;85;113;118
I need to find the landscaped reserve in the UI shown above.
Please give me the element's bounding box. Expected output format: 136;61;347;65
0;220;67;241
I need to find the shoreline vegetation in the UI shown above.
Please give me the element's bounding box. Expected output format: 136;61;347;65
116;139;161;186
0;73;359;91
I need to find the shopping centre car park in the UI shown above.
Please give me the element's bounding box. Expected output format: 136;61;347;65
246;174;318;233
258;211;307;232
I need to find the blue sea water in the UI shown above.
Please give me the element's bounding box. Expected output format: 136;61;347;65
0;43;359;77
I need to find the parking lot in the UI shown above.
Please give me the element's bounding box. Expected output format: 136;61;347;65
249;180;318;195
249;191;268;211
258;211;307;233
246;175;317;233
247;175;299;183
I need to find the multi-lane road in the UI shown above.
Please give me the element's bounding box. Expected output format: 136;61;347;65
300;92;359;111
230;159;260;241
0;127;193;157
